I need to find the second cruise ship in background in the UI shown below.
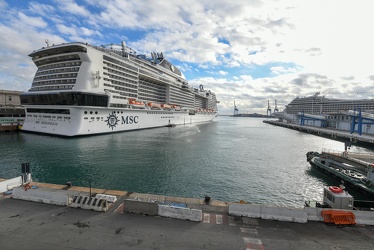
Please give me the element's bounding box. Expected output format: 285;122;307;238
273;92;374;122
20;41;219;136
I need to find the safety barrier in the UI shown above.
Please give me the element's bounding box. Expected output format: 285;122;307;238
228;203;307;223
352;210;374;225
0;176;22;193
12;186;71;206
228;203;262;218
70;195;109;212
158;205;202;222
305;207;324;221
95;194;117;203
123;199;158;216
321;210;356;225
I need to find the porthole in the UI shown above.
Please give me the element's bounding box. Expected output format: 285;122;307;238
90;111;93;114
84;111;87;114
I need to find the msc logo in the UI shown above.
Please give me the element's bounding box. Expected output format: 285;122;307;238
105;112;119;130
105;112;139;130
121;116;139;124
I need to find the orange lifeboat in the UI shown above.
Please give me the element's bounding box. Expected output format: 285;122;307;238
129;99;145;107
329;186;343;193
148;102;161;109
172;105;181;111
161;104;172;109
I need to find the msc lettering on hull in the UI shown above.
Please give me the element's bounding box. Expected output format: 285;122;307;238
121;116;139;124
105;112;139;130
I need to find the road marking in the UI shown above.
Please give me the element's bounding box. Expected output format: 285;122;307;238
113;203;124;213
241;228;258;235
216;214;223;224
203;213;210;224
241;228;264;249
202;213;235;226
243;237;262;245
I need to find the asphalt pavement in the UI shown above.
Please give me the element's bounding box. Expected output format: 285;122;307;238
0;196;373;250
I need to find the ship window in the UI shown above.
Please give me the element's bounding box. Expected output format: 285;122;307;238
21;92;108;107
90;111;93;114
84;111;87;114
26;108;70;114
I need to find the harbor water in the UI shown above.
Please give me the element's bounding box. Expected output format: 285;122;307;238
1;116;372;207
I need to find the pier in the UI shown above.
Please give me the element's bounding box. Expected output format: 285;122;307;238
263;120;374;147
1;179;374;250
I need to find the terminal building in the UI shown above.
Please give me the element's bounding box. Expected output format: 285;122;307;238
0;90;25;131
273;93;374;136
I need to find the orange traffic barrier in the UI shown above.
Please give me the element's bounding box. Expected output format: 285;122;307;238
321;210;356;225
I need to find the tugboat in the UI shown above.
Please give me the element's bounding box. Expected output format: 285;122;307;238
306;151;374;198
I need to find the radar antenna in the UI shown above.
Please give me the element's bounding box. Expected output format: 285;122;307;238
45;39;50;48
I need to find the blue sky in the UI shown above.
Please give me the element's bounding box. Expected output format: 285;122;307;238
0;0;373;114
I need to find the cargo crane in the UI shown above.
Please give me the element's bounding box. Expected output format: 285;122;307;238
274;99;279;112
234;101;239;116
266;100;272;116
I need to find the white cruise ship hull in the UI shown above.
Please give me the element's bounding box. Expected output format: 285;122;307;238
21;42;219;137
21;106;216;136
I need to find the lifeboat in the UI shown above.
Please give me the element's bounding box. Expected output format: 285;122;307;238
129;99;145;107
172;105;181;111
161;104;172;109
329;186;343;193
148;102;161;109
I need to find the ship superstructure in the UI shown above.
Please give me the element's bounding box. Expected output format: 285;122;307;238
21;41;218;136
284;92;374;115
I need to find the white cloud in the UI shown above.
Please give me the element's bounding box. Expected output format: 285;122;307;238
57;0;91;17
18;12;47;28
0;0;373;114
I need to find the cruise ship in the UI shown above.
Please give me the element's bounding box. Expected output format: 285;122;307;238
273;92;374;121
20;41;219;136
284;92;374;115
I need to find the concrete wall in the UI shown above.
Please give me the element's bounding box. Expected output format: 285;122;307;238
229;203;307;223
304;207;324;221
123;199;158;216
0;176;22;193
229;203;374;225
352;210;374;225
12;187;71;206
158;205;202;222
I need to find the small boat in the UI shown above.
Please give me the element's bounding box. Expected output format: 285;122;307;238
306;151;374;198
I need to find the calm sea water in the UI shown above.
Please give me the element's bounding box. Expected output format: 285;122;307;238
1;116;372;207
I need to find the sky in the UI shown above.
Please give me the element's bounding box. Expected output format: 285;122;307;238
0;0;373;115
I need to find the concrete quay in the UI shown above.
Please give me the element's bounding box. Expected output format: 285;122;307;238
263;120;374;148
1;180;374;249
